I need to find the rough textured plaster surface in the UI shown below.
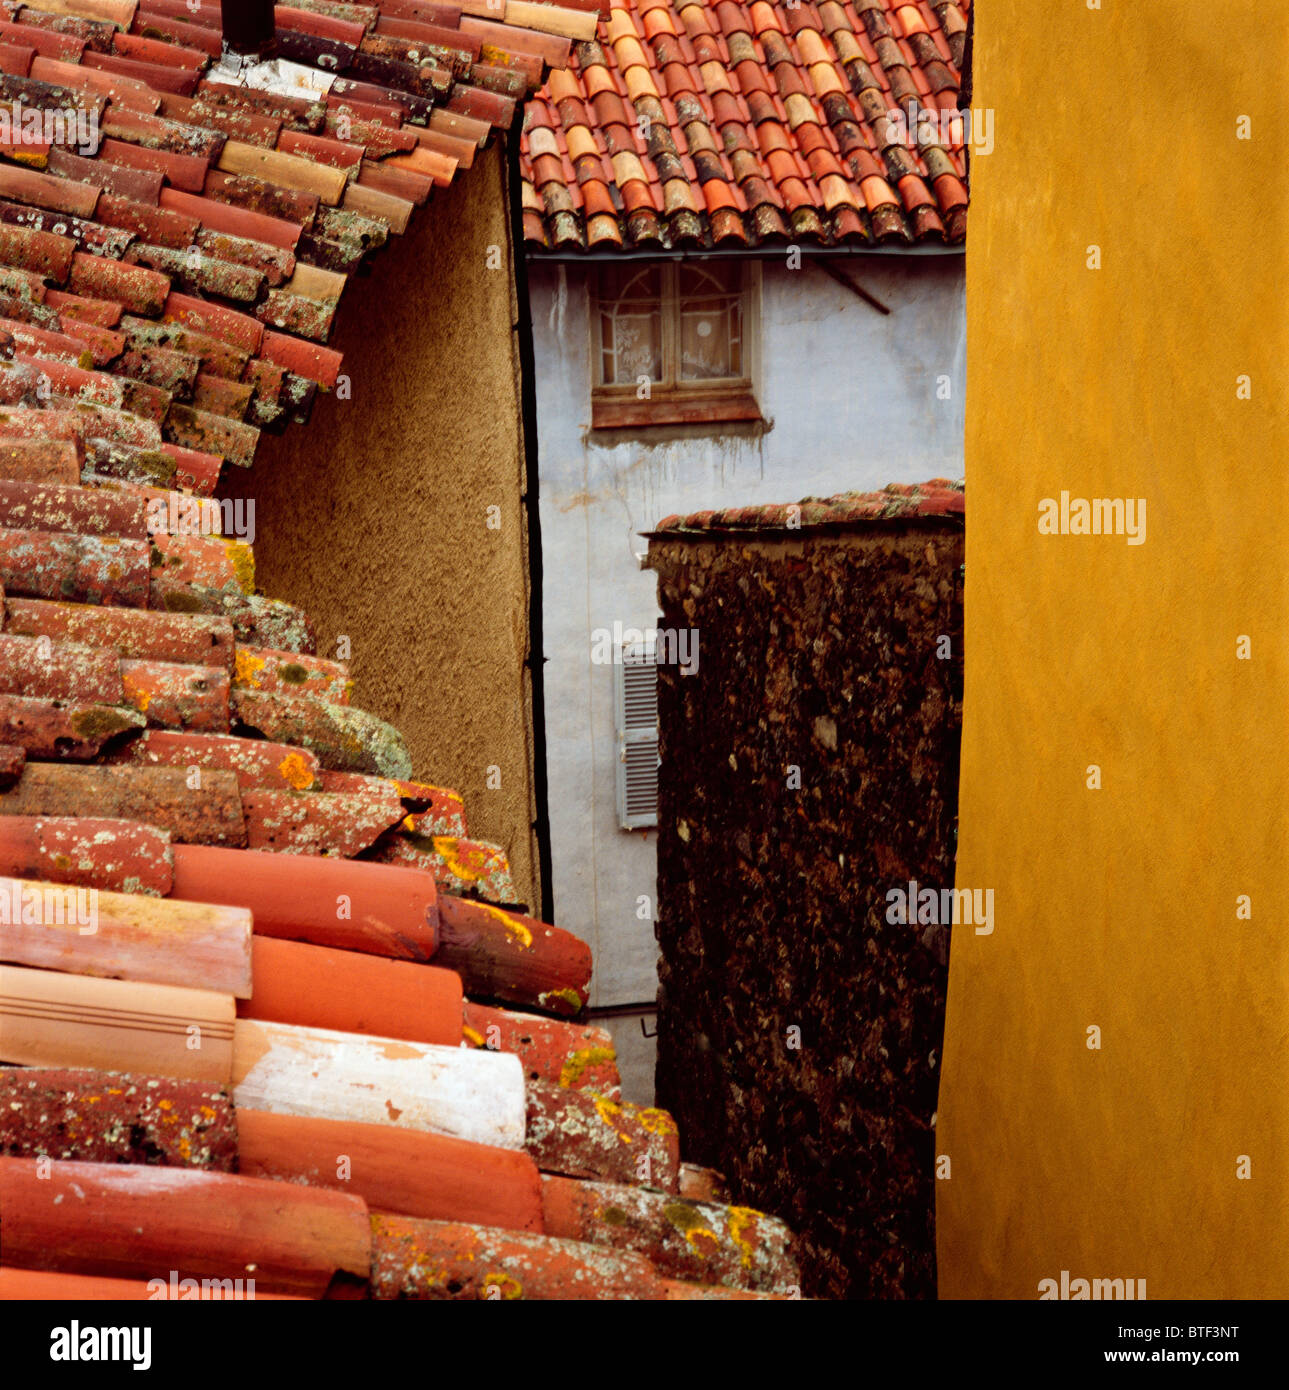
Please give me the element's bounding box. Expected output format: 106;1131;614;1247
228;141;539;908
937;0;1288;1297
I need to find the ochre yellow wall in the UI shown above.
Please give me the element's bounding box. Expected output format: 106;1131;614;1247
233;141;540;910
937;1;1288;1297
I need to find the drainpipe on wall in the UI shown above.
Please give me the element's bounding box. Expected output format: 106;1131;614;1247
959;4;973;188
504;130;556;927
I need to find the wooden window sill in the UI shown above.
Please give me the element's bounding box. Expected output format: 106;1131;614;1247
591;390;762;431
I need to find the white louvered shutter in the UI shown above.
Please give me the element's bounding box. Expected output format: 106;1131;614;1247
614;639;659;829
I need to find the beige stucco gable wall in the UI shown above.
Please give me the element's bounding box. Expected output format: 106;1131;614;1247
232;139;540;910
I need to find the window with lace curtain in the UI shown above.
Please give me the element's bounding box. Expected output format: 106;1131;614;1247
590;260;761;429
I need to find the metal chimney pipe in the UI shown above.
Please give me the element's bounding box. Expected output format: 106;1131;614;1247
220;0;277;60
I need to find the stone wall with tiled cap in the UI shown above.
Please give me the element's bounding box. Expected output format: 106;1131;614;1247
646;479;964;1297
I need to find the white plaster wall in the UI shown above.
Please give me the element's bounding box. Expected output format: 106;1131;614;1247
601;1012;657;1108
529;254;966;1011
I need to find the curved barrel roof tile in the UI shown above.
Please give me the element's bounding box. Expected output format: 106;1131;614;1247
521;0;970;250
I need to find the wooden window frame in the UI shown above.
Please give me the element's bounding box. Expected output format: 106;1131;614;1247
590;260;762;430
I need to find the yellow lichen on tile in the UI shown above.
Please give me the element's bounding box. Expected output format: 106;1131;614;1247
559;1045;616;1089
277;752;315;790
234;647;267;688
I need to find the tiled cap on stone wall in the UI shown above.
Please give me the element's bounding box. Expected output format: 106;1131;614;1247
520;0;970;250
0;0;802;1301
650;477;964;533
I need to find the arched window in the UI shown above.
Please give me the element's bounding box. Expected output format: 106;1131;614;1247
591;260;760;429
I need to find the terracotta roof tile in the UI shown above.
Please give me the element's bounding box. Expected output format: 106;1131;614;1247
241;935;462;1043
0;1067;236;1166
368;1214;673;1298
523;0;968;248
109;729;321;789
2;1156;371;1295
0;691;146;758
238;1108;545;1234
463;1000;620;1095
541;1173;798;1292
229;685;411;777
0;814;172;892
525;1081;680;1189
0;761;245;843
429;892;593;1013
373;827;520;902
5;593;234;663
241;784;406;855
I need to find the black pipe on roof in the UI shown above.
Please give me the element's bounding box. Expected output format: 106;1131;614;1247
220;0;277;59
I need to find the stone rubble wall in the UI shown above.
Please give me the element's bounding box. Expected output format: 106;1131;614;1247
648;520;964;1299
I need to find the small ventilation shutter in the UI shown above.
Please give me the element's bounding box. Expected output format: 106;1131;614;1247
614;639;658;829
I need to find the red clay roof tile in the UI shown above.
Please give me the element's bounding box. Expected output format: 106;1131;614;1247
0;630;122;703
525;1082;681;1189
68;252;168;314
1;1156;371;1296
0;20;84;63
464;1000;620;1096
241;935;462;1044
240;1109;545;1234
0;439;79;484
541;1173;798;1292
0;1067;234;1165
523;0;968;248
241;784;405;855
0;524;152;606
0;761;245;844
0;691;145;759
369;1214;668;1298
0;814;173;893
120;656;229;732
169;842;439;960
133;16;223;61
95;191;200;248
0;478;146;539
434;893;592;1015
4;593;232;663
374;827;520;902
